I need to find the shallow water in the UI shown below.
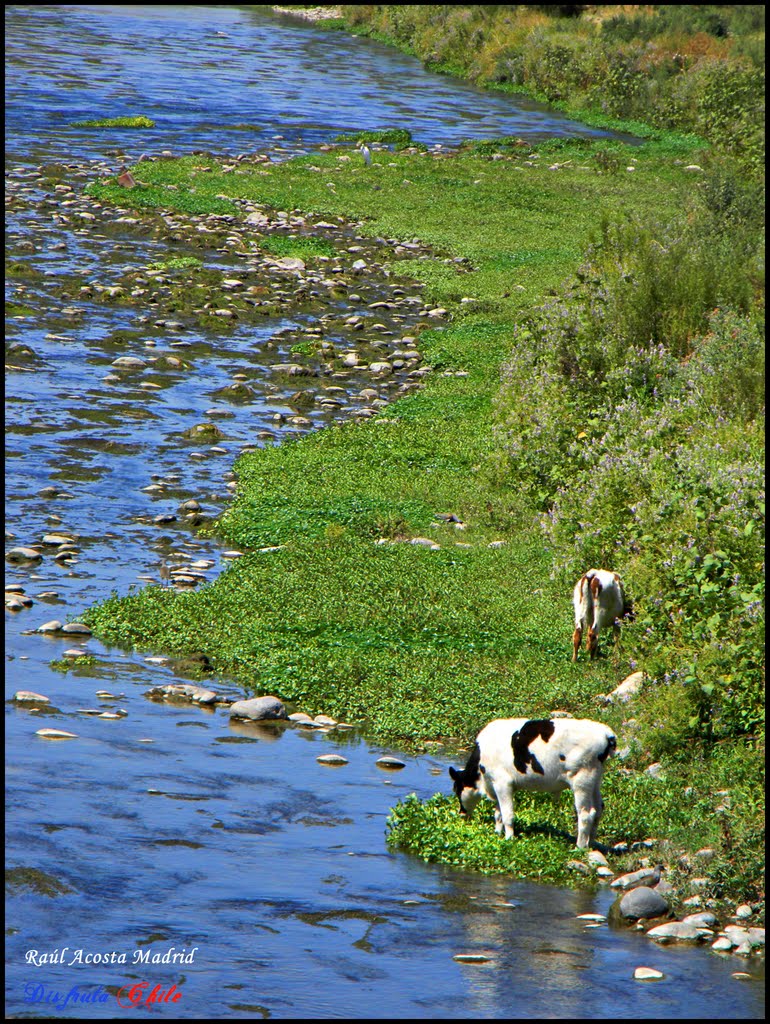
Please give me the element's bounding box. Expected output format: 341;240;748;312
5;5;764;1019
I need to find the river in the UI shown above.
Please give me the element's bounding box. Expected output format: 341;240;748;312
4;5;764;1019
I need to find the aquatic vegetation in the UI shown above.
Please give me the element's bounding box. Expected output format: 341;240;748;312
334;128;414;148
259;236;336;258
387;793;583;884
146;255;203;271
49;656;98;673
71;115;155;128
5;867;74;897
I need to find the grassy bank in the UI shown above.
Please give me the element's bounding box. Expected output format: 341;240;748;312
320;5;764;172
82;128;764;907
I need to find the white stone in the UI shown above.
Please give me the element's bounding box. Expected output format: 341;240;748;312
35;728;78;739
606;671;646;703
317;754;348;766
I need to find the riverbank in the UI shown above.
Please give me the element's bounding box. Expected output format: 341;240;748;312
80;118;764;913
317;5;764;171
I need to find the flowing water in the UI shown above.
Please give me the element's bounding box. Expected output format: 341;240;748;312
5;5;764;1019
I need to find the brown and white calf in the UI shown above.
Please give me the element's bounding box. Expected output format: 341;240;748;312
449;718;616;848
572;568;632;662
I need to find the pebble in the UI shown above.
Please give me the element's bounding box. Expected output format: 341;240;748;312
35;728;78;740
37;619;63;633
150;683;215;704
376;756;406;770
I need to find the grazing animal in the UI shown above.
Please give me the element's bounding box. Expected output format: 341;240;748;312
449;717;616;848
572;568;632;662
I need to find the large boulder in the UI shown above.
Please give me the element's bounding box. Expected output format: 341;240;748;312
619;886;670;920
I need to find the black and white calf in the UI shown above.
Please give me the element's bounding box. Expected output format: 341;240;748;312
449;718;616;849
572;568;632;662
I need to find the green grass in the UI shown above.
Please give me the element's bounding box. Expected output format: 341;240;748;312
80;130;763;906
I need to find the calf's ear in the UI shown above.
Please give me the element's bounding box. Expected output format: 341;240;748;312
449;766;458;781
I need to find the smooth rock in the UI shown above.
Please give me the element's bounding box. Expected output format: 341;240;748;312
111;356;146;369
724;925;763;948
646;922;708;943
567;860;591;875
35;728;78;739
452;954;491;963
634;967;664;981
376;756;406;770
14;691;50;703
229;696;287;721
316;754;349;766
611;865;662;890
61;622;91;635
620;886;669;920
6;547;43;563
682;912;718;928
605;671;646;704
37;619;63;633
735;904;753;920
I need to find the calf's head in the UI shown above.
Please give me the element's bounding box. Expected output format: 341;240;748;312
448;742;484;817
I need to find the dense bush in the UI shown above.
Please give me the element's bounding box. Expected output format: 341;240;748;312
341;6;765;166
496;167;764;746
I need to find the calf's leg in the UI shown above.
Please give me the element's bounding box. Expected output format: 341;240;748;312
495;785;516;840
572;776;600;849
